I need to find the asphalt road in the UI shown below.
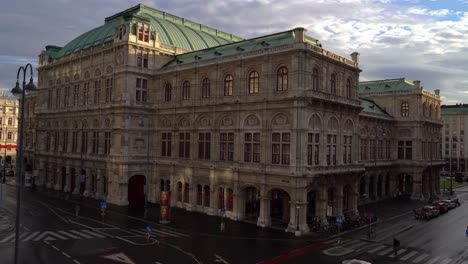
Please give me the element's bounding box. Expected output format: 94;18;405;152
2;183;468;264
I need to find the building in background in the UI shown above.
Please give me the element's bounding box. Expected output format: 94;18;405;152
23;4;444;234
441;104;468;177
0;93;19;172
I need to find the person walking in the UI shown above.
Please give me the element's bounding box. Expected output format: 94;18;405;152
79;172;86;196
393;237;400;257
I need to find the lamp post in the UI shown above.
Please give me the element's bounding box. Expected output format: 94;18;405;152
11;63;37;264
2;127;7;184
450;136;454;196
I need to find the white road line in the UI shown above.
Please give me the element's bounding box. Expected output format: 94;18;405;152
23;231;40;242
49;231;67;240
62;252;71;258
57;231;81;239
389;248;407;258
51;245;60;251
337;239;355;247
44;240;50;245
132;229;169;238
80;229;106;238
349;241;368;249
325;237;340;244
378;247;394;256
439;258;452;264
424;256;440;264
412;253;429;263
0;233;16;243
73;260;80;264
159;229;190;237
68;230;93;239
400;250;418;261
19;232;30;240
152;229;180;238
368;245;386;253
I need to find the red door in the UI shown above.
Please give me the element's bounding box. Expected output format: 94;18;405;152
128;175;146;206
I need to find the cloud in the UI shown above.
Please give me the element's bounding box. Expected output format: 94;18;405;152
1;0;467;103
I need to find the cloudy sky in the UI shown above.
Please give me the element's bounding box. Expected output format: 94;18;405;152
1;0;467;104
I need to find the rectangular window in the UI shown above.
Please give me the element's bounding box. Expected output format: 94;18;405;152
198;133;211;160
81;131;88;154
138;27;143;41
398;140;412;160
83;82;89;105
326;134;337;165
92;131;99;154
94;80;101;104
385;140;390;159
360;139;368;161
161;132;172;157
144;28;149;42
178;132;190;158
307;133;320;165
7;118;12;126
220;132;234;161
104;132;111;155
369;139;375;160
105;78;113;103
136;78;147;102
272;132;290;165
63;131;68;152
7;131;13;140
73;84;79;106
137;52;142;67
378;140;383;159
343;135;352;164
56;88;61;109
72;131;78;152
64;86;70;107
244;133;260;163
54;131;59;152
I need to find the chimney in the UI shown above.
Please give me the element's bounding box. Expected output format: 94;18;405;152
413;80;421;89
434;89;440;96
350;52;360;64
293;27;306;43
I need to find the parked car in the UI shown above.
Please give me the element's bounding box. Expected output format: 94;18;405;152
413;209;427;220
422;206;440;218
431;202;449;214
440;199;457;209
447;196;460;204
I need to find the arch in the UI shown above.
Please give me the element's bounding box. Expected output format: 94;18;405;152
164;83;172;102
177;181;183;202
271;112;290;127
203;185;210;207
61;167;66;191
343;119;354;133
377;174;383;197
94;68;101;77
196;184;203;206
243;114;261;127
269;188;291;223
369;175;375;199
401;102;409;117
92;119;99;128
56;78;61;85
195;115;211;128
217;114;235;128
359;176;366;197
201;77;210;98
70;168;76;192
327;116;339;131
182;80;190;100
398;173;413;195
343;184;353;214
183;182;190;203
73;73;80;81
308;114;322;130
128;175;146;207
244;186;260;219
104;118;111;128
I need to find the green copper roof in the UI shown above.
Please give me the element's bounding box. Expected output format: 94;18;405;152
360;98;391;117
359;78;415;94
163;29;298;67
45;4;243;59
441;105;468;114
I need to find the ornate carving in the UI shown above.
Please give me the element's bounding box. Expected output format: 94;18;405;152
84;71;90;79
245;115;260;126
200;117;211;127
116;50;124;65
94;69;101;77
106;65;113;74
73;74;80;81
327;117;339;131
178;118;190;128
220;116;234;127
105;118;111;128
272;113;289;126
399;129;412;137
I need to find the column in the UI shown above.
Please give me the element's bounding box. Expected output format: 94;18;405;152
388;173;397;197
411;172;424;200
72;169;80;194
316;189;328;223
63;166;71;193
333;184;344;216
207;189;215;215
381;174;387;198
83;168;93;197
46;164;53;189
364;175;369;199
54;167;61;191
186;185;193;211
95;169;102;200
257;196;271;227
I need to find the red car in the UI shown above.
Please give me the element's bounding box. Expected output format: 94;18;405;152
432;202;449;214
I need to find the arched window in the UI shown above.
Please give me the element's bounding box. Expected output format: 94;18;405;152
249;71;259;94
276;67;288;91
346;78;352;98
401;102;409;117
164;84;172;102
224;75;233;96
182;81;190;100
312;68;319;90
330;74;336;95
202;78;210;98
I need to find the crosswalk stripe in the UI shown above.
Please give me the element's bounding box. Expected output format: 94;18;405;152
158;229;190;237
151;229;180;238
368;245;386;253
400;250;418;261
349;241;369;249
23;231;40;242
81;229;106;238
57;231;81;239
338;239;357;247
19;232;30;240
413;253;429;263
439;258;452;264
325;237;340;244
389;249;407;258
424;256;440;264
131;229;169;238
68;230;93;239
0;233;16;243
49;231;67;240
378;248;394;256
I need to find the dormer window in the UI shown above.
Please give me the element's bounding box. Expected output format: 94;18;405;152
118;26;126;40
138;24;150;42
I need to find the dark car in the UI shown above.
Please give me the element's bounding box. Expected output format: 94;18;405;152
422;206;440;218
432;202;449;214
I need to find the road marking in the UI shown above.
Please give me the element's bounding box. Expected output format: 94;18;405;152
368;245;386;253
73;260;80;264
215;254;229;263
377;247;393;256
348;241;368;249
99;252;136;264
52;245;60;251
69;230;93;239
57;230;81;239
325;237;340;244
389;248;407;258
412;253;429;263
34;231;67;241
400;250;418;261
81;229;106;238
151;229;177;238
158;229;189;237
439;258;452;264
1;233;16;243
423;256;440;264
62;252;71;258
23;231;40;242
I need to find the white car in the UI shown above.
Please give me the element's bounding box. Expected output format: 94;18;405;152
342;260;372;264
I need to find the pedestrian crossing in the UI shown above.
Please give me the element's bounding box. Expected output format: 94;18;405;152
324;237;454;264
131;228;189;239
0;229;106;243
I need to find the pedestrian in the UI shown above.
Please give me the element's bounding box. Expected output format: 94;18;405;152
146;225;152;240
393;237;400;257
79;173;86;196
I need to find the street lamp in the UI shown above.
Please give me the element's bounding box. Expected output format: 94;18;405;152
11;63;37;264
450;136;454;196
2;127;7;184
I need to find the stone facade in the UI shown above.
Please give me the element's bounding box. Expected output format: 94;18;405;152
441;104;468;174
0;94;19;169
23;4;444;235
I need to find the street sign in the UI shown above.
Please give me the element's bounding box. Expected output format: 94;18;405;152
220;207;226;215
100;201;107;209
145;225;152;233
99;252;136;264
336;215;344;223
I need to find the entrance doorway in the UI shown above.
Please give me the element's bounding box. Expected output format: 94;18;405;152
244;187;260;220
270;189;290;223
128;175;146;207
